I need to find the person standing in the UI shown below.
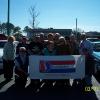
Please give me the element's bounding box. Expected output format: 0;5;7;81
70;34;79;55
55;36;71;87
28;35;44;55
42;41;56;88
3;36;16;81
79;33;94;86
69;34;80;86
16;36;28;55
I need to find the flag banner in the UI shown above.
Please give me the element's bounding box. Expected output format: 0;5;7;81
39;60;76;73
29;55;85;79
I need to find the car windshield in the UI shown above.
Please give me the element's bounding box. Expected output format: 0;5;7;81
94;43;100;52
0;41;6;48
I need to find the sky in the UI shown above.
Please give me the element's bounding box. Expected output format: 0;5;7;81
0;0;100;32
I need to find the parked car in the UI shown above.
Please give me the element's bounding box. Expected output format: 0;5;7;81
86;38;100;42
0;40;7;69
91;41;100;74
86;38;100;72
86;38;100;74
0;40;19;69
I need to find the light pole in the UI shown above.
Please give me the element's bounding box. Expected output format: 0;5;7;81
7;0;10;36
76;18;77;38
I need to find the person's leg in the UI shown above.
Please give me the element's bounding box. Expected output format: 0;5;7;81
8;60;14;79
29;79;40;91
15;75;27;88
3;59;10;80
85;58;93;86
65;79;70;87
72;79;77;86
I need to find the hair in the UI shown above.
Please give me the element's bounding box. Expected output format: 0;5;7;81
65;36;70;41
19;47;26;52
8;36;15;42
81;33;86;39
59;36;66;44
47;33;54;37
55;33;60;36
40;32;44;36
70;34;75;38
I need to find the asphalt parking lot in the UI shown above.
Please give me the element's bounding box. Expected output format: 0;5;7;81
0;71;100;100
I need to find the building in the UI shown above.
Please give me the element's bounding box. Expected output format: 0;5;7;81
27;28;72;38
86;32;100;38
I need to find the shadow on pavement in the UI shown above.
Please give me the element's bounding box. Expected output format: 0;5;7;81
0;69;3;75
0;83;98;100
94;72;100;83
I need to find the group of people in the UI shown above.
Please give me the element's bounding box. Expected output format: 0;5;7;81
2;32;94;89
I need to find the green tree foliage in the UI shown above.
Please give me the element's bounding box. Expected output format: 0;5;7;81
0;22;21;36
23;26;30;33
14;26;21;33
14;32;23;41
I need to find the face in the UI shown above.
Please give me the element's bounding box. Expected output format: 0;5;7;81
70;36;76;42
22;38;27;43
47;43;54;51
58;38;66;46
35;36;40;42
8;37;14;43
40;34;44;41
54;34;59;40
65;37;70;43
19;51;26;56
40;37;44;42
48;34;54;41
81;35;86;40
9;39;14;43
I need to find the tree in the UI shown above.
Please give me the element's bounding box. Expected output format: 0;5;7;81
0;22;22;36
2;23;7;34
0;22;2;33
14;32;23;41
14;26;21;33
8;23;15;34
29;5;40;29
72;28;84;41
1;22;14;35
23;26;30;33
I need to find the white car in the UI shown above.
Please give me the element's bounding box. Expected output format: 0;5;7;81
0;40;7;69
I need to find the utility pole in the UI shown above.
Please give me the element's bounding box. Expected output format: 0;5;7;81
76;18;77;38
7;0;10;36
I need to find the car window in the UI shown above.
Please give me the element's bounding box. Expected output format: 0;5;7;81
94;43;100;52
0;42;7;48
87;38;100;42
